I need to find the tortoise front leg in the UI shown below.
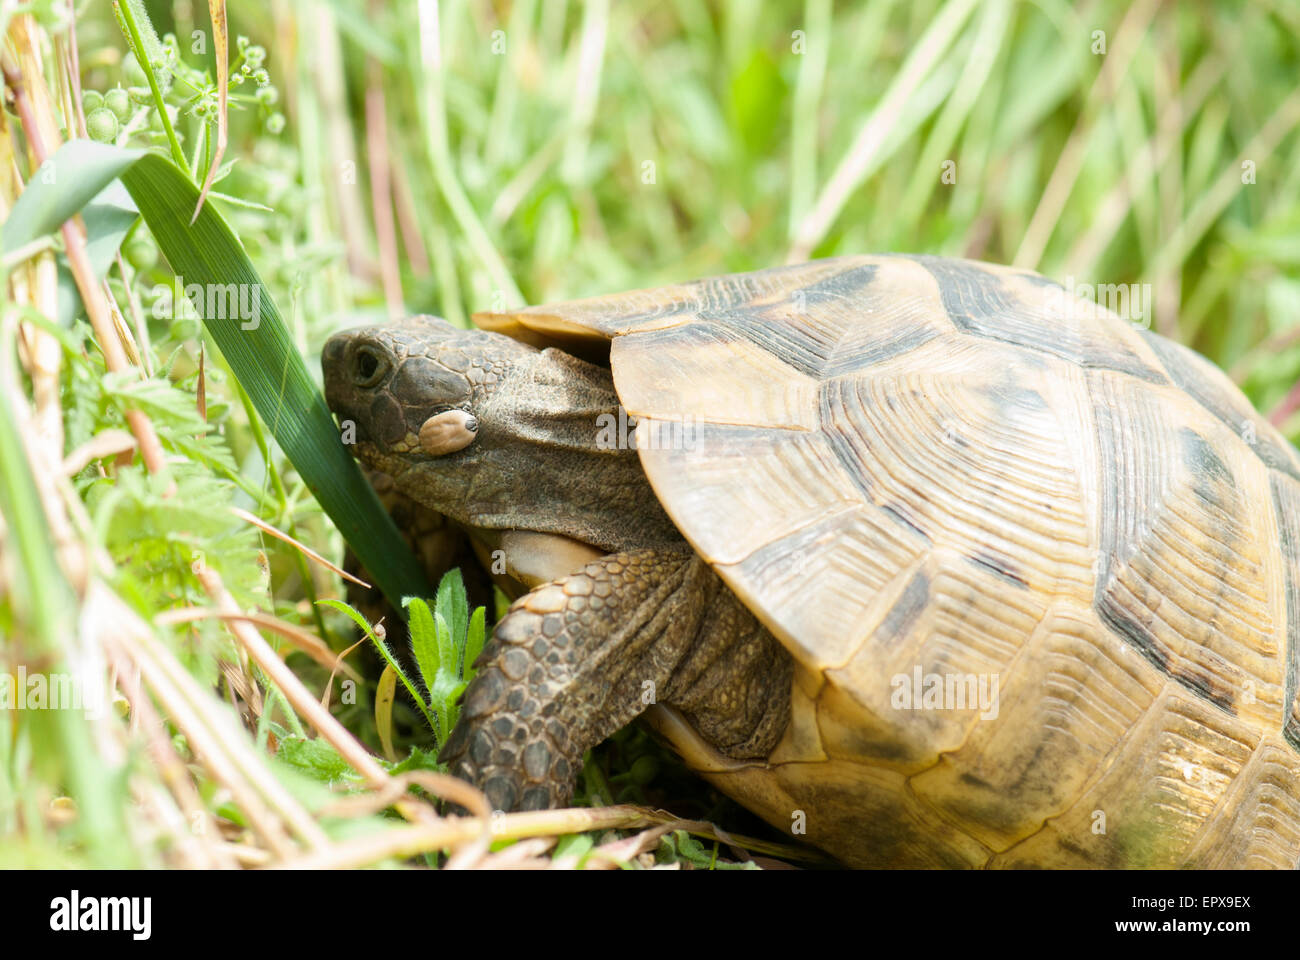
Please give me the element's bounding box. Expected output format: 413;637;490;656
438;545;791;811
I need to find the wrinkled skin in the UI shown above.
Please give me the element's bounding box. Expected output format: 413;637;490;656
323;317;791;811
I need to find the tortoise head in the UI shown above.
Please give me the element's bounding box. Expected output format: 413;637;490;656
323;316;520;472
321;316;680;564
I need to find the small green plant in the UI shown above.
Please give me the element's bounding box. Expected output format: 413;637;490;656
656;830;756;871
319;568;485;755
406;569;488;747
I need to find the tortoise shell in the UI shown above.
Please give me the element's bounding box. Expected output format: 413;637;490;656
476;255;1300;868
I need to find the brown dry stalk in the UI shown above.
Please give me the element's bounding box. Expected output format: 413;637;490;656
100;582;324;857
228;505;368;588
18;250;62;459
1;317;89;593
191;563;404;794
1061;54;1226;280
389;150;430;278
59;0;88;140
110;652;237;868
788;0;978;262
157;606;365;685
272;803;795;870
2;17;168;478
59;429;136;476
192;0;228;223
310;4;379;284
472;836;557;868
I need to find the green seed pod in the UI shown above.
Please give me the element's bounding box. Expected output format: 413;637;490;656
169;316;200;341
86;107;119;143
81;89;104;112
253;68;269;85
266;113;285;134
123;51;147;87
104;88;131;122
125;237;158;271
128;86;153;105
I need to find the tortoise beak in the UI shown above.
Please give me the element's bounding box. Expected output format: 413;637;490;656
322;329;385;446
321;331;354;415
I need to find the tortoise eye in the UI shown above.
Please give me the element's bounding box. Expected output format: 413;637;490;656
352;346;388;387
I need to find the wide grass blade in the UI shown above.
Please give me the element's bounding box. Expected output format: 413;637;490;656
119;152;430;613
3;140;429;615
1;140;139;253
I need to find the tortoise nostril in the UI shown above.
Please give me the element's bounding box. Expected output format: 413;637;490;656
352;346;387;387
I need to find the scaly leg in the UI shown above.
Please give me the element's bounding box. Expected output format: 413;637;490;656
439;545;792;811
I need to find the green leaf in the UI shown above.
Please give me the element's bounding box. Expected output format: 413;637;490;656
428;611;465;743
276;736;357;784
385;746;444;776
553;833;595;866
406;596;441;703
493;586;512;621
82;180;140;277
119;148;431;614
316;596;379;638
1;140;141;255
318;598;438;734
101;370;208;435
207;190;275;213
435;568;469;657
656;830;756;870
406;582;487;744
464;606;485;681
435;610;455;682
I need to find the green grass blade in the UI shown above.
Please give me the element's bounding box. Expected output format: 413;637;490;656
1;141;140;254
3;139;429;615
116;152;430;614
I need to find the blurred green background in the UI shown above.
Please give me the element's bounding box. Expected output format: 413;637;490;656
78;0;1300;420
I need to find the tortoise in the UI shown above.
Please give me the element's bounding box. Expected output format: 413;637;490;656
322;255;1300;868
